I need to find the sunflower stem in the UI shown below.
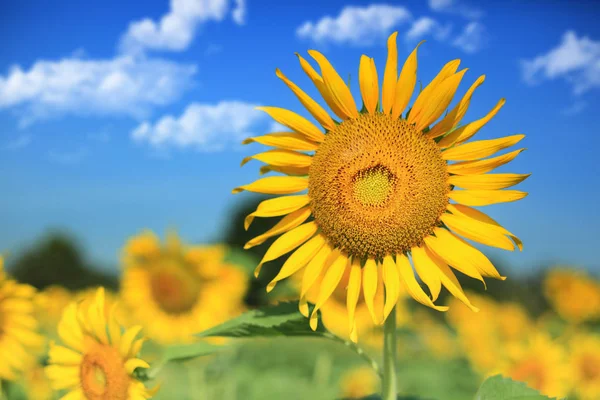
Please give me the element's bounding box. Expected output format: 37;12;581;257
382;305;397;400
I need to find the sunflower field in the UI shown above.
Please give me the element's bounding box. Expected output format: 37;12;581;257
1;27;600;400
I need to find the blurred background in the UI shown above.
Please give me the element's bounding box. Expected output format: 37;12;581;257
1;0;599;399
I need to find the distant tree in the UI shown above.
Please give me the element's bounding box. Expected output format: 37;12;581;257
7;232;118;291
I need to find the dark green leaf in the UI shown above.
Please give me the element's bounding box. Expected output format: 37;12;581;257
474;375;555;400
196;301;326;338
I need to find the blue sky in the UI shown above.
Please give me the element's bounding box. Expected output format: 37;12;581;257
1;0;599;275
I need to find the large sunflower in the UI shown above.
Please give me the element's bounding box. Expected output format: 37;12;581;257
235;32;528;341
0;255;44;384
45;287;155;400
120;231;248;344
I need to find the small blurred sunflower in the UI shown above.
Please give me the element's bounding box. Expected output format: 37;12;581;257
498;333;571;399
339;366;379;399
34;285;73;336
569;333;600;400
20;363;54;400
121;231;248;344
45;287;156;399
544;268;600;324
235;31;528;340
0;255;44;384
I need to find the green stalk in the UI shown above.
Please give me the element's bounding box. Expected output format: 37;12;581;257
382;305;397;400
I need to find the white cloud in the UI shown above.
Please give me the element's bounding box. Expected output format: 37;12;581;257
521;31;600;95
428;0;483;19
120;0;243;54
0;55;196;125
132;101;268;151
2;135;32;151
561;100;587;116
405;17;451;42
47;147;88;165
452;22;487;53
296;4;412;45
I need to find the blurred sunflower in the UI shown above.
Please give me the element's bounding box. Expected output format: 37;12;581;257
569;333;600;400
499;333;571;398
45;288;156;399
34;285;73;335
339;366;379;399
544;268;600;324
0;255;44;384
20;363;53;400
235;31;527;340
121;231;248;344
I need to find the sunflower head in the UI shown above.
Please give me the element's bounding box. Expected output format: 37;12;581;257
544;268;600;323
45;287;156;400
569;333;600;399
235;32;528;341
121;230;248;344
0;255;44;382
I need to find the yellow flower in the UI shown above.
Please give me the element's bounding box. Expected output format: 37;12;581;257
544;268;600;323
20;363;54;400
568;333;600;400
497;333;571;399
45;287;156;399
120;231;248;344
235;31;527;341
339;366;379;399
0;255;44;382
35;285;73;335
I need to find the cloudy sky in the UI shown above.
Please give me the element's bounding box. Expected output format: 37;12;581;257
1;0;599;273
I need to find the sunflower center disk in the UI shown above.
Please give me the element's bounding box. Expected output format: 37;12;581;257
309;114;449;259
150;263;200;315
80;343;130;400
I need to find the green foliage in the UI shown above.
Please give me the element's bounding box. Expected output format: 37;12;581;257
196;301;326;338
474;375;554;400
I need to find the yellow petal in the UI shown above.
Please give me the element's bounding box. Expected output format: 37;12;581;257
255;221;318;277
442;212;516;251
449;190;528;206
447;203;523;250
396;254;448;311
244;195;311;230
359;55;379;114
411;246;442;301
48;345;83;365
309;252;349;330
256;106;325;142
266;233;326;292
382;32;398;115
449;173;530;190
392;41;423;119
346;258;362;342
119;325;143;358
382;255;401;320
244;206;312;250
411;69;468;132
296;53;347;120
308;50;359;119
427;75;485;139
409;59;460;123
276;68;336;131
423;246;479;312
232;176;308;195
241;149;313;168
438;98;506;148
362;258;381;325
125;358;150;374
59;389;84;400
424;228;485;284
57;304;84;352
259;165;310;176
299;244;334;317
447;148;525;175
242;132;319;151
428;228;504;281
442;134;525;161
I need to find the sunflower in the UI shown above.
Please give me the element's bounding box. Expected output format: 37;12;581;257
0;255;44;384
544;268;600;324
35;285;73;336
45;287;156;400
20;363;54;400
120;230;248;344
568;333;600;400
235;31;527;341
338;366;379;399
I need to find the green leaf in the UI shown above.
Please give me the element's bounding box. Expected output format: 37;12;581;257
474;375;555;400
196;301;327;338
144;341;223;380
